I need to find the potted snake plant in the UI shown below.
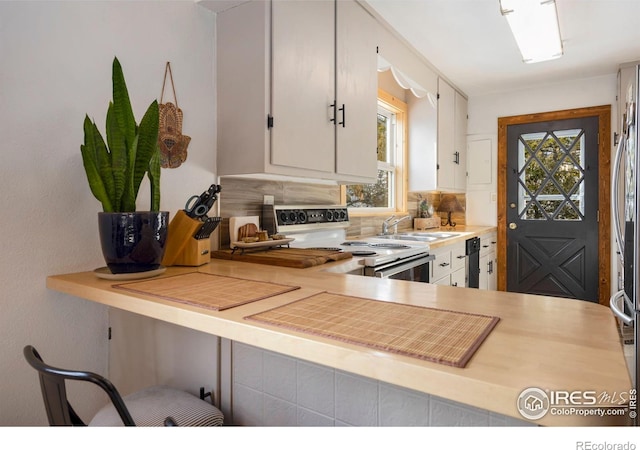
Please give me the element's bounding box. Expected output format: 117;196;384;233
81;57;168;274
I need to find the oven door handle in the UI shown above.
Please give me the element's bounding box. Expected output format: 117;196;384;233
372;254;435;278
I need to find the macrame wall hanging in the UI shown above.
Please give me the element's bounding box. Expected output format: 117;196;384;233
158;62;191;168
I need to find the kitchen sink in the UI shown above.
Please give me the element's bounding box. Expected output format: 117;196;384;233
375;234;439;242
375;231;464;242
406;232;463;239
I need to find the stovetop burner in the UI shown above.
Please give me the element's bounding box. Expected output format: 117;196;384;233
369;243;411;249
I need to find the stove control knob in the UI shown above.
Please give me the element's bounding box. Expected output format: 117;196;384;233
297;210;307;223
326;210;334;221
279;212;288;224
288;211;297;223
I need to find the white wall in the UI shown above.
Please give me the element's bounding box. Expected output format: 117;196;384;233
466;74;618;226
0;1;217;425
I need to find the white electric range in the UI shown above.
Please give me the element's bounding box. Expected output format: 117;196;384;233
262;204;434;281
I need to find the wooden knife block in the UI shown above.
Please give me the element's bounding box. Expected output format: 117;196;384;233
173;238;211;267
162;210;211;267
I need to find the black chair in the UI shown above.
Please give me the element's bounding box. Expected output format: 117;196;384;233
23;345;224;426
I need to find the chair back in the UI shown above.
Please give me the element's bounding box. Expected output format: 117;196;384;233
23;345;135;426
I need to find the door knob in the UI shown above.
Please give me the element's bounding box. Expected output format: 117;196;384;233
509;202;516;209
509;222;517;230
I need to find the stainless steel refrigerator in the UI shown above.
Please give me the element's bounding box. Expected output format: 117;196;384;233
611;63;640;426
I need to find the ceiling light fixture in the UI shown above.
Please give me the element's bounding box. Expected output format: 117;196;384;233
499;0;563;64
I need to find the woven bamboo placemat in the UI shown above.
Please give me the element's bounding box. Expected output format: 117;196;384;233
113;272;300;311
245;292;500;368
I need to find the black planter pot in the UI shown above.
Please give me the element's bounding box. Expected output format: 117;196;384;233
98;211;169;274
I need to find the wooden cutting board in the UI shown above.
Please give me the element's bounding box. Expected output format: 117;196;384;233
210;247;352;268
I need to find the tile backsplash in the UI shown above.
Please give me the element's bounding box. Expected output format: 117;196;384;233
217;176;465;246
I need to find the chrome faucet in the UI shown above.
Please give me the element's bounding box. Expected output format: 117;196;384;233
381;215;411;235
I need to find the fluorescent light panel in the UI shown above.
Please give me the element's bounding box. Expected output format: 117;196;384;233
500;0;563;64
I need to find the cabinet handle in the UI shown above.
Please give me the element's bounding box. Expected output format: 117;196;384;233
439;262;450;267
338;104;346;128
456;255;466;259
453;151;458;164
329;103;336;124
452;282;458;287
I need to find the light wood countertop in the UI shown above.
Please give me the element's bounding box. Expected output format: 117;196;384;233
47;248;631;426
422;225;497;249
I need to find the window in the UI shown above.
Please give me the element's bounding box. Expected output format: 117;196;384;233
517;128;586;220
343;90;406;213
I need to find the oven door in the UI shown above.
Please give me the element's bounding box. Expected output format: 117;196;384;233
364;254;434;282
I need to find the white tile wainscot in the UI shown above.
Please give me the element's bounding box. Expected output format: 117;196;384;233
230;342;533;427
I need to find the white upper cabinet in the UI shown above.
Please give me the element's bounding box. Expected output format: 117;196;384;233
407;93;438;192
335;0;378;179
437;78;467;191
407;77;467;192
216;0;377;183
271;0;335;173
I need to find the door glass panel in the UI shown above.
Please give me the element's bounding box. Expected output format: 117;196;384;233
525;202;545;220
518;129;585;220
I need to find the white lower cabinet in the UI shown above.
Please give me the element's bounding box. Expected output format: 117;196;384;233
479;232;497;290
450;267;466;288
430;242;466;287
431;235;497;290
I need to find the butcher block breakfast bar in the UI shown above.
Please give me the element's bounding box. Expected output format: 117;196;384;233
47;253;632;427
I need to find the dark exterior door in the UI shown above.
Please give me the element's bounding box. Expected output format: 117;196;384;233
506;117;600;302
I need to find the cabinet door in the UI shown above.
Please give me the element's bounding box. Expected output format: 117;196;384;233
431;249;452;281
271;0;335;173
454;91;467;190
480;232;497;258
451;267;466;288
487;252;497;291
438;79;467;191
335;0;377;181
437;78;455;190
450;242;466;272
217;0;271;176
433;274;451;286
479;254;489;290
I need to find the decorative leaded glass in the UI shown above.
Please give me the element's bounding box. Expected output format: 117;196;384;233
518;129;586;220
